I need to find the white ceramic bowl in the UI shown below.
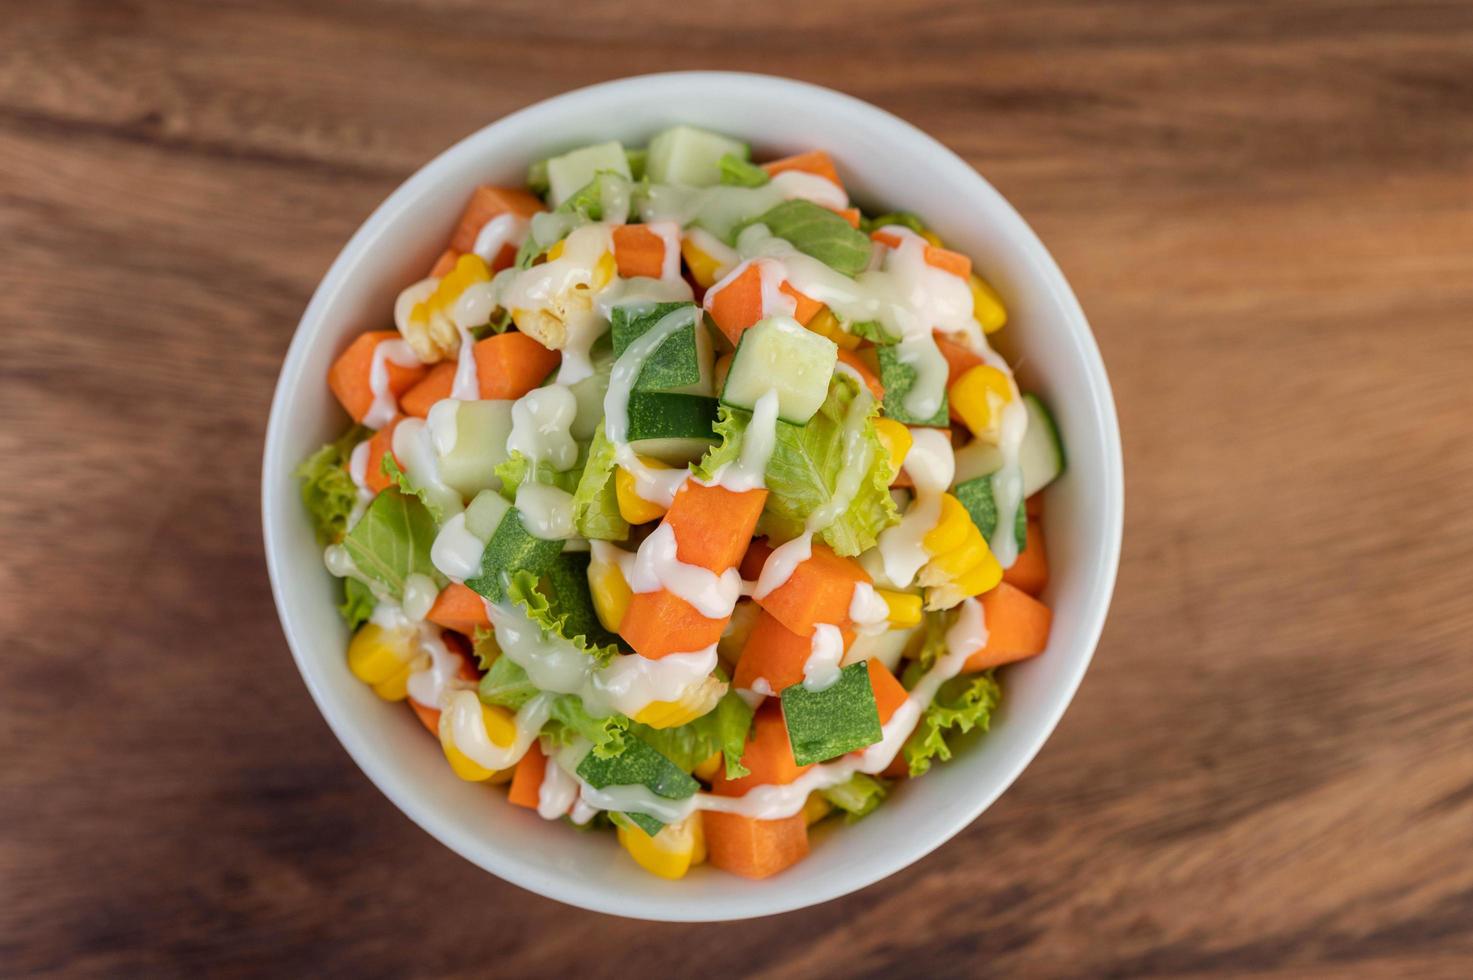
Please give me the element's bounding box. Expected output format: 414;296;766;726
262;71;1123;921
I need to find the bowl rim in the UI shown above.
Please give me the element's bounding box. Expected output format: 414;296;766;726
262;70;1123;921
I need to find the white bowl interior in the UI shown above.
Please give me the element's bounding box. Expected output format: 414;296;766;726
262;72;1122;921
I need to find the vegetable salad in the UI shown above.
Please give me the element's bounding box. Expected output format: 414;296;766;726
299;125;1065;881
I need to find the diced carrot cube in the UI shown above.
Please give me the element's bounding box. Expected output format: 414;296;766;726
778;282;824;326
429;248;459;277
706;264;764;345
1002;519;1049;596
664;482;767;574
865;657;909;725
618;589;729;660
507;744;548;810
762;150;842;188
328;330;428;423
448;185;545;256
475;332;560;399
755;541;870;637
611;224;668;279
362;418;401;494
400;361;456;418
703;811;809;879
426;583;492;637
711;701;811;795
962;583;1052;671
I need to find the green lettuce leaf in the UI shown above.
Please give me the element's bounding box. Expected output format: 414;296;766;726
381;454;447;524
740;199;872;276
571;427;630;541
478;657;629;759
628;688;754;778
850;319;897;346
471;626;500;672
341;489;445;600
296;424;369;544
719;153;770;188
698;373;899;556
338;577;376;630
494;449;584;503
505;557;620;667
821;773;889;821
903;671;1001;777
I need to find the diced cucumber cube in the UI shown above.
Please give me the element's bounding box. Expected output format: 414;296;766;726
433;400;515;499
646;125;750;188
780;661;883;766
720;316;838;425
954;474;1026;552
1018;394;1065;497
463;489;512;541
576;736;699;835
952;440;1004;485
546;140;631;207
877;345;949;427
625;391;719;464
464;505;564;602
611;301;713;395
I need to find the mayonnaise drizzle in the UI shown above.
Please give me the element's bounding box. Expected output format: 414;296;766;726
444;688;552;771
363;338;421;430
471;212;530;266
537;752;579;819
626;522;743;619
802;624;846;691
752;532;812;600
602;304;700;505
391;418;465;518
848;581;891;637
430;511;486;583
875;427;954;588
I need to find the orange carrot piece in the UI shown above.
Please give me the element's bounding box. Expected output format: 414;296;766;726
712;701;812;795
1026;493;1044;519
400;361;456;418
962;582;1052;672
778;282;823;326
475;332;560;400
328;330;429;423
618;589;729;660
739;539;774;582
762;150;842;188
706;264;764;345
429;248;459;278
703;811;809;879
1002;519;1049;596
756;541;870;637
836;207;862;229
426;583;492;637
933;331;984;382
836;348;884;400
409;699;440;736
508;744;548;810
871;231;973;279
362;418;401;494
611;224;668;279
664;482;768;573
866;657;909;725
733;610;854;695
448;185;545;257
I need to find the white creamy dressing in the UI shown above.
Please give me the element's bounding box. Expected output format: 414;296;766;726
684;227;739;281
752;532;811;600
625;522;743;620
875;427;954;588
369;600;474;710
430;511;486;583
390;418;464;518
486;598;717;719
537;751;579;819
702;256;798;323
426;398;461;456
802;624;846;692
515;482;576;540
641;170;848;241
848;581;891;636
363;338;422;429
450;324;480;401
574;597;989;825
346;439;375;526
401;572;439;622
644;220;684;282
444;688;553;771
472;212;530;266
702;388;780;493
393;278;437;335
507;385;579;470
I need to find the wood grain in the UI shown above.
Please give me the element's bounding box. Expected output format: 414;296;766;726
3;0;1472;975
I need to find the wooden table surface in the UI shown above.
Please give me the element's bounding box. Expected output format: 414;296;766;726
5;1;1472;975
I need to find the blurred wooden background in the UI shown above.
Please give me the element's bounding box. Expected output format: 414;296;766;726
4;1;1472;976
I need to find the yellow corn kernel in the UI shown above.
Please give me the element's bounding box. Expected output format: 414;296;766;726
546;240;566;262
618;814;705;880
587;550;633;633
615;467;669;526
969;273;1008;335
803;793;834;826
680;237;723;288
923;493;973;556
876;589;923;629
951;556;1004;599
438;702;517;783
591;251;616;290
633;676;726;730
873;418;913;477
949;364;1013;439
926;535;989;581
370;659;417;702
693;751;723;781
805;308;862;351
347;623;417;689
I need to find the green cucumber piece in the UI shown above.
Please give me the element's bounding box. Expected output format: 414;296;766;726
720;316;838;425
546;140;631;207
780;662;883;766
464;503;565;602
576;737;699;836
954;473;1027;552
434;400;515;499
625;391;719;464
877;345;949;427
1019;394;1065;497
611;301;713;395
952;440;1005;486
646;125;749;188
